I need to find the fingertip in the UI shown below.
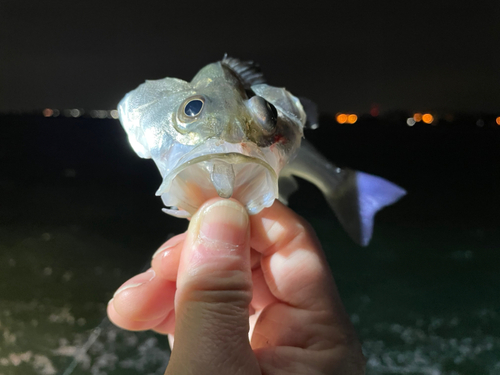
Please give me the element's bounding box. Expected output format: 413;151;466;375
177;198;251;284
152;310;176;335
151;234;186;281
250;199;317;256
113;272;176;322
152;233;187;260
107;299;167;331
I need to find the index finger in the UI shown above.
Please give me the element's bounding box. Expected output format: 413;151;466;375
249;200;345;313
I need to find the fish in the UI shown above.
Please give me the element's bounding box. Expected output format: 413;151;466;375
118;56;406;246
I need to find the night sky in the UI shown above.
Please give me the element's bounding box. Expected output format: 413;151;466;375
1;0;499;114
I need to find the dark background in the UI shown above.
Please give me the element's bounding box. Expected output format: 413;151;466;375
1;1;500;374
1;0;500;114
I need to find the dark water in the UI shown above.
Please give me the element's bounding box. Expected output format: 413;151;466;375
1;115;499;374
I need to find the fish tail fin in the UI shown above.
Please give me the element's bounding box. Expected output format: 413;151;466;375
324;170;406;246
281;140;406;246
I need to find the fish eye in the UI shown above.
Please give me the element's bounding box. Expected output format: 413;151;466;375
177;95;205;125
184;99;204;117
247;96;278;134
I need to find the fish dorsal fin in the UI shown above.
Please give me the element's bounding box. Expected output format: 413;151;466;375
221;55;266;90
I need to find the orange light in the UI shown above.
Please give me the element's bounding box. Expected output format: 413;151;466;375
43;108;53;117
347;114;358;124
336;113;348;124
413;113;422;122
496;117;500;126
422;113;434;124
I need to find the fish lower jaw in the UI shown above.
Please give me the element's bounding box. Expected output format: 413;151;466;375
156;153;278;217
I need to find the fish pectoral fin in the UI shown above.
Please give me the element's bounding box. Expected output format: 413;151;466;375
298;96;319;129
325;170;406;246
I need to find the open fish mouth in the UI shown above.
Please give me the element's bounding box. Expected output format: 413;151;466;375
156;142;279;217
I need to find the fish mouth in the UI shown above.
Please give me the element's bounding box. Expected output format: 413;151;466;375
156;142;279;217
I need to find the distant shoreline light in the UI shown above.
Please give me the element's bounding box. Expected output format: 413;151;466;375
42;108;119;119
21;108;500;129
336;113;358;124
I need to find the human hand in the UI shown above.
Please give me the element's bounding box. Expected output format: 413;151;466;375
108;198;365;374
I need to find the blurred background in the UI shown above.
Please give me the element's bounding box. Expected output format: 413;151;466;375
1;1;499;374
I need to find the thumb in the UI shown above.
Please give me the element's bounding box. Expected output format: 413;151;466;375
166;199;260;375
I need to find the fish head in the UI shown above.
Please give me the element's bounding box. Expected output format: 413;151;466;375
118;60;306;216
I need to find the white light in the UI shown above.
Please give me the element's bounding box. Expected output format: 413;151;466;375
110;109;119;119
406;118;416;126
70;109;80;117
90;110;98;118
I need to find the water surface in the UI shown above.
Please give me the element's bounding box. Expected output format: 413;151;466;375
1;115;499;374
